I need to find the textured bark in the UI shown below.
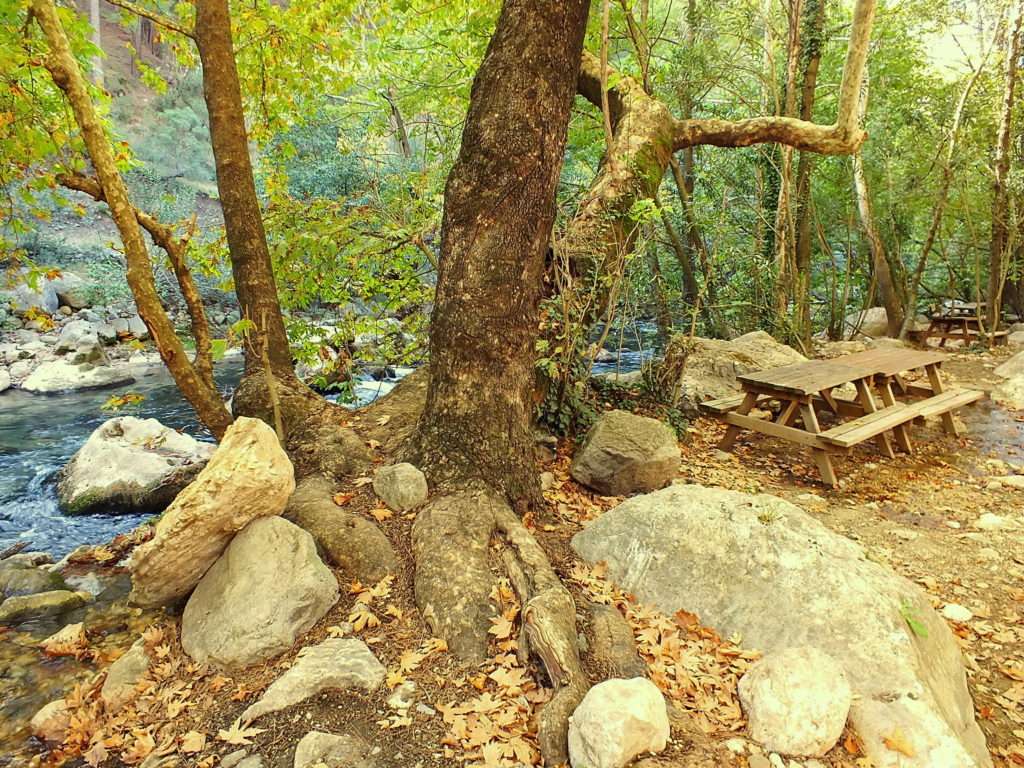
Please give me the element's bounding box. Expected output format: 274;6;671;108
988;0;1023;329
410;0;590;506
33;0;232;439
193;0;293;379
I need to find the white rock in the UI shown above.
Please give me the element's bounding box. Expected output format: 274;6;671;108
180;517;338;669
372;462;428;511
999;475;1024;491
386;680;418;711
100;639;150;712
571;484;992;768
994;351;1024;379
293;731;373;768
22;360;134;394
738;647;851;757
976;512;1015;531
30;699;70;742
941;603;973;623
129;417;295;607
570;410;680;496
993;375;1024;410
568;678;670;768
0;368;9;393
241;638;384;722
58;417;214;515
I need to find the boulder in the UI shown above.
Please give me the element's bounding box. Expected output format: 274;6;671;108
293;732;375;768
0;589;92;624
21;360;134;394
56;320;106;365
372;462;428;511
59;417;215;516
670;331;806;410
0;368;9;393
100;640;150;712
844;306;891;339
738;647;851;757
571;484;991;768
3;275;59;315
50;272;90;310
570;410;680;496
241;638;384;722
994;351;1024;379
0;560;66;599
180;517;339;669
127;314;149;340
992;376;1024;410
128;417;295;607
1007;331;1024;348
30;699;70;742
567;677;670;768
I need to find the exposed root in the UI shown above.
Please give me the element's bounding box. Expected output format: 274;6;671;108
285;476;400;583
412;487;588;766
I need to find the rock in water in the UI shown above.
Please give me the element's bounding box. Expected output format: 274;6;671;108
372;462;428;511
738;647;851;756
21;360;134;394
567;677;670;768
0;590;92;624
241;638;384;722
30;699;70;742
570;410;680;496
58;417;215;515
571;484;991;768
180;517;338;669
128;417;295;607
100;640;150;712
293;731;376;768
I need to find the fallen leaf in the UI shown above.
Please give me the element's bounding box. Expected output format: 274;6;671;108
180;730;206;753
217;718;265;746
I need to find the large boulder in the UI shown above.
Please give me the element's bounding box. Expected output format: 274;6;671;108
994;350;1024;379
738;647;851;757
571;484;991;768
567;677;670;768
58;417;215;515
0;589;92;624
570;410;680;496
3;276;58;315
128;417;295;607
22;360;134;394
670;331;806;409
241;638;384;723
992;376;1024;410
180;517;339;669
55;319;106;365
50;272;90;310
843;306;891;339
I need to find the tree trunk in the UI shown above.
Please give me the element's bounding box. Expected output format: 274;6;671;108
193;0;294;380
793;0;826;344
32;0;232;439
89;0;102;85
988;0;1023;330
409;0;589;507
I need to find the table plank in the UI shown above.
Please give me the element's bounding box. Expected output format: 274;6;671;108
833;348;947;377
738;359;881;396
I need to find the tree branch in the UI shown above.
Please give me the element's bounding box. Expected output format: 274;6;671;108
104;0;194;39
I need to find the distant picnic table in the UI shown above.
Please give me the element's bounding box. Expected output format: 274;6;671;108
915;301;1008;348
700;348;983;486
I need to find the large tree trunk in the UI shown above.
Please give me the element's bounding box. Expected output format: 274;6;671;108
32;0;232;439
988;0;1023;330
409;0;589;507
193;0;294;380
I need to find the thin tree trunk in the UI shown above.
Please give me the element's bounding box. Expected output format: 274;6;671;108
32;0;232;438
851;70;903;335
659;203;699;304
643;231;673;344
410;0;590;507
384;86;413;160
89;0;102;85
193;0;294;380
988;0;1023;330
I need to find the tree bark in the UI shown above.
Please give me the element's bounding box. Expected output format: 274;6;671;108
89;0;102;85
32;0;232;439
193;0;294;379
409;0;590;507
988;0;1023;330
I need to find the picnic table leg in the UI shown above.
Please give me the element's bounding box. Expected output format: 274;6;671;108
720;391;758;450
925;364;960;437
854;378;896;459
878;377;913;454
799;401;838;487
776;399;800;426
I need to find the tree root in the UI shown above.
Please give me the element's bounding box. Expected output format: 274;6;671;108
412;487;588;766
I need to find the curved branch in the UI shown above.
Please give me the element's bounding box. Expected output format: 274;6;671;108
104;0;194;39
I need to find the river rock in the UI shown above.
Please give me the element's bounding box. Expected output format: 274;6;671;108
30;699;70;742
50;272;90;310
738;647;851;756
0;589;92;624
21;360;134;394
101;639;150;712
241;638;384;722
56;320;106;365
180;517;339;669
570;410;679;496
3;275;58;314
571;484;992;768
567;677;670;768
373;462;428;511
293;731;375;768
59;417;215;516
128;417;295;607
0;368;9;393
0;560;66;598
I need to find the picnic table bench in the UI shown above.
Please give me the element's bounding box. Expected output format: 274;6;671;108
915;302;1008;347
700;348;983;487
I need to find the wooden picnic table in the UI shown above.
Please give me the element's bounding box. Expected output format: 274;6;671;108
919;302;1008;347
701;348;983;487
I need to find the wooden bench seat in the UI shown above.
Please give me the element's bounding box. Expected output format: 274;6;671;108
912;387;983;417
700;394;748;414
820;403;914;448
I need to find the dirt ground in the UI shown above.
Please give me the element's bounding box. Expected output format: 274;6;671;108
13;344;1024;768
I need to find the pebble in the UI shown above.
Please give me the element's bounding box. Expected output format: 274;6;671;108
941;603;973;623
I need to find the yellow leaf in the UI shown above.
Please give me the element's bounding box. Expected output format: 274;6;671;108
217;718;265;746
883;728;915;757
488;616;514;640
180;730;206;753
370;507;393;522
